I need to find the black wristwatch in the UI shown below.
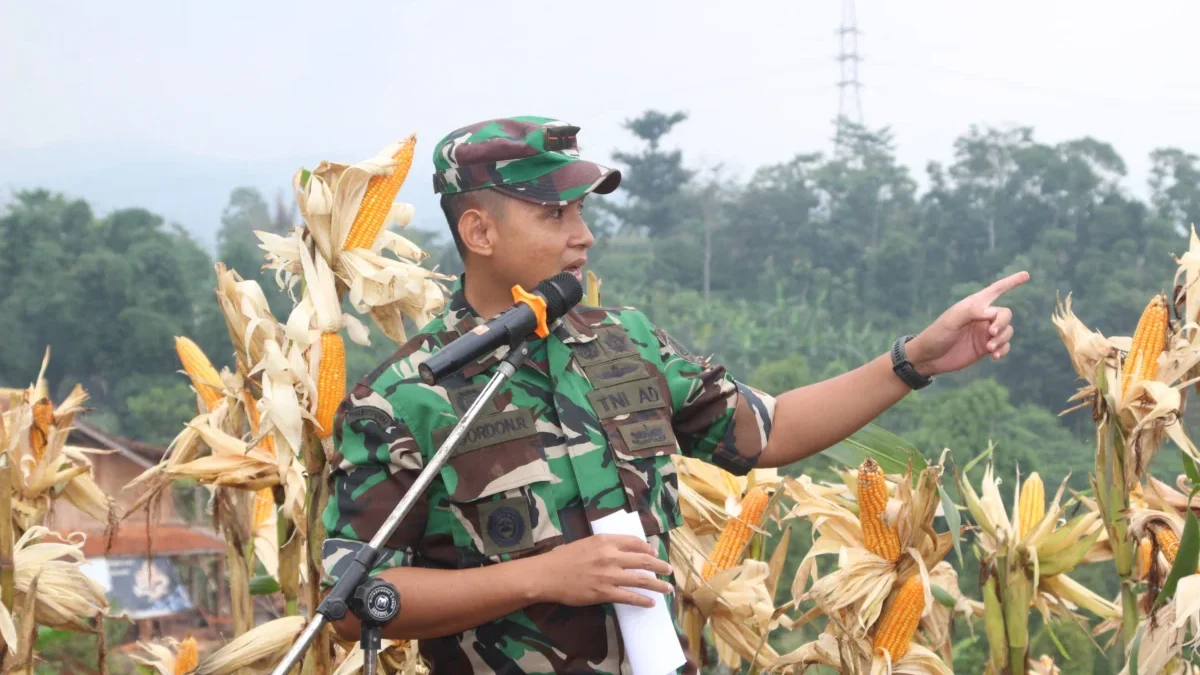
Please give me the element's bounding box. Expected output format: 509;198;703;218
891;335;934;390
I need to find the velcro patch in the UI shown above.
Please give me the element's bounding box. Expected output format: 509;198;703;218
342;405;393;429
448;383;493;418
431;408;538;456
479;497;534;555
618;419;677;453
584;356;649;388
586;378;667;419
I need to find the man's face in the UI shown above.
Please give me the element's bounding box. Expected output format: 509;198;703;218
487;195;594;290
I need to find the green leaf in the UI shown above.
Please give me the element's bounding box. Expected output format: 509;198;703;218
931;583;957;608
299;168;311;188
250;574;281;596
826;423;928;476
1154;495;1200;611
962;441;995;476
939;483;963;566
1128;621;1147;675
1045;621;1072;661
1183;454;1200;490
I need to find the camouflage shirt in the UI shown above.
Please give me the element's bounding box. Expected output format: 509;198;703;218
322;279;778;675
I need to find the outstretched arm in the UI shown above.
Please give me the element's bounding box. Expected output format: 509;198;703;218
754;271;1029;468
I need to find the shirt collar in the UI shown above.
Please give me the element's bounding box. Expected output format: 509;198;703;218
441;275;598;375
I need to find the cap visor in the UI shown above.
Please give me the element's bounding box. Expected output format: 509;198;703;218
493;160;622;206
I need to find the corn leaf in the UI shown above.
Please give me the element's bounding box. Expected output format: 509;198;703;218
250;574;281;595
1183;453;1200;489
930;584;956;609
826;423;928;477
1128;621;1147;675
938;484;963;566
299;169;311;188
1154;487;1200;612
1045;620;1072;662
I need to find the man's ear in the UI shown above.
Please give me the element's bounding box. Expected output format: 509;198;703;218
458;205;495;258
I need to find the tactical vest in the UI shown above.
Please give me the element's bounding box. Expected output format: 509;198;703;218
412;314;683;568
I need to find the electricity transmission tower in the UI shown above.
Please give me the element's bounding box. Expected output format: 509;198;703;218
836;0;864;145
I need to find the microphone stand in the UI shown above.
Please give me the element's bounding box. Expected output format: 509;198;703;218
269;341;532;675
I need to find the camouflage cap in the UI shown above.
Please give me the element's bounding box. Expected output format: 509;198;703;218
432;116;621;206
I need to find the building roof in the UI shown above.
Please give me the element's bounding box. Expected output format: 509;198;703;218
74;523;226;558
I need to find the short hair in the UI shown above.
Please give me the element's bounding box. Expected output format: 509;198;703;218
439;188;510;258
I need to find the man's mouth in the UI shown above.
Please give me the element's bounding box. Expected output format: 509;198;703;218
563;260;586;281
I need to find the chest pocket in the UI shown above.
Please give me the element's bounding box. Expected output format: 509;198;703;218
574;327;683;537
431;405;561;566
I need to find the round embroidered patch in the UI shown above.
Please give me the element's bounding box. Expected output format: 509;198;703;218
486;505;526;548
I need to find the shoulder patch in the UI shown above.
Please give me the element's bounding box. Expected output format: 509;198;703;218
343;406;393;429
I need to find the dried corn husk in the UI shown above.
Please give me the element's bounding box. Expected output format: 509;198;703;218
197;616;306;675
332;638;427;675
13;526;107;631
257;140;452;347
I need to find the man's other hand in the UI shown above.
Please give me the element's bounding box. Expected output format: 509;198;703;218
534;534;674;609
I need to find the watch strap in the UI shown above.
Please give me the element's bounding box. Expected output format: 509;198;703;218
891;335;933;390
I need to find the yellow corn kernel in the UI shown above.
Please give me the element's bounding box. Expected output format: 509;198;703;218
251;487;275;531
1018;472;1045;540
175;336;225;412
1121;295;1168;396
1155;526;1180;565
174;635;199;674
315;331;346;440
702;487;770;581
586;270;602;306
861;514;902;562
1136;535;1153;579
873;575;925;661
241;389;275;457
343;135;417;251
857;459;889;518
29;397;54;464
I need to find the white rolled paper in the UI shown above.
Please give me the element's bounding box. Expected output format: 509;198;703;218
589;509;687;675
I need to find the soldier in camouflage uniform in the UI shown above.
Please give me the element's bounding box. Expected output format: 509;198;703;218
322;116;1029;674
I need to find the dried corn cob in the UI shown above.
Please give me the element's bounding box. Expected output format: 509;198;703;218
252;488;274;531
343;135;417;250
702;486;769;580
858;460;902;561
314;331;346;440
873;575;925;661
1155;526;1180;565
29;397;54;463
241;389;275;456
175;336;225;411
1136;535;1153;579
174;635;199;674
857;459;889;518
1018;472;1045;539
1121;295;1167;395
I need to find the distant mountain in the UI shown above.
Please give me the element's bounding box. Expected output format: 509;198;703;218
0;140;447;253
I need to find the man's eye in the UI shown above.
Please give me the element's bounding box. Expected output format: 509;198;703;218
550;207;564;219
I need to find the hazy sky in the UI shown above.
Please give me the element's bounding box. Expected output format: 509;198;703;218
4;0;1200;242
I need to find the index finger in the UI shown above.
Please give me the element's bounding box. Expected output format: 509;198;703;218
980;271;1030;303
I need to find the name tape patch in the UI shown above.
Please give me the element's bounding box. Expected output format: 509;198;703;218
586;378;667;419
432;408;538;456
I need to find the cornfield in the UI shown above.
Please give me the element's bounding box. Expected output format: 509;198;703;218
7;129;1200;675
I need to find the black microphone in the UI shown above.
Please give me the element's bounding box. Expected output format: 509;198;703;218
418;272;584;386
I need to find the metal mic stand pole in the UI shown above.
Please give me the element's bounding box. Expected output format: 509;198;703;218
269;341;532;675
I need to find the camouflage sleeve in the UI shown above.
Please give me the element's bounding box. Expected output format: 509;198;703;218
654;328;777;476
320;386;428;588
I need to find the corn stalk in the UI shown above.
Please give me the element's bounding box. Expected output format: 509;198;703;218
1092;369;1141;649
